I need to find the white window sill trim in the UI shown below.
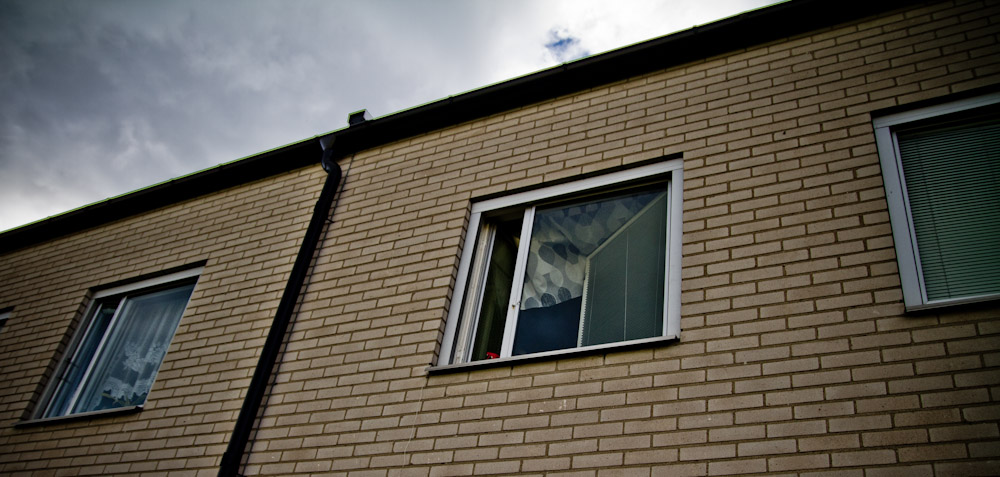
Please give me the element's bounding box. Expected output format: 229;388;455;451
905;293;1000;313
16;405;143;428
428;335;679;374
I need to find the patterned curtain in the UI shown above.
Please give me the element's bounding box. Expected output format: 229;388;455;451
519;188;663;309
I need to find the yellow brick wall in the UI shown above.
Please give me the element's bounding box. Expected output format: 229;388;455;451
1;1;999;475
0;167;327;474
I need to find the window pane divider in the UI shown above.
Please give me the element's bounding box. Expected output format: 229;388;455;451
666;174;682;338
499;206;536;358
61;297;128;416
438;213;482;363
453;222;496;361
18;405;143;428
42;299;104;417
93;267;203;299
662;180;673;338
429;335;679;374
890;129;934;304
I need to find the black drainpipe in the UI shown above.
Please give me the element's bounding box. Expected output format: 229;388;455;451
219;143;343;477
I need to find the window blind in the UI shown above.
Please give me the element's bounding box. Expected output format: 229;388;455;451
897;117;1000;302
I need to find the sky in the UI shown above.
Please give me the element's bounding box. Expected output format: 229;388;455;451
0;0;779;232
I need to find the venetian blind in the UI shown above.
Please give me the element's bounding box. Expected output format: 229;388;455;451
897;116;1000;302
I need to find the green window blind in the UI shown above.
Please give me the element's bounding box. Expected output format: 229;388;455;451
897;117;1000;302
580;192;666;346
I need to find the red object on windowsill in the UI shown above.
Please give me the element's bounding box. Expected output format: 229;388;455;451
486;352;499;359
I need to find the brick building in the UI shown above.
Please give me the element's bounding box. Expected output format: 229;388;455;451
1;0;998;475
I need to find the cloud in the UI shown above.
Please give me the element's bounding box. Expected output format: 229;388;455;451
0;0;780;232
545;29;589;63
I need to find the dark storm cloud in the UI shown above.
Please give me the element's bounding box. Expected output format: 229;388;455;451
0;1;517;229
0;2;223;223
0;0;777;231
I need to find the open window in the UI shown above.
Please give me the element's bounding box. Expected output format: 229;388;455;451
38;267;201;419
438;159;683;366
874;93;1000;310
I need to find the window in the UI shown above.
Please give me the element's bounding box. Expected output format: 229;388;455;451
40;268;200;418
874;93;1000;310
438;159;683;366
0;310;9;334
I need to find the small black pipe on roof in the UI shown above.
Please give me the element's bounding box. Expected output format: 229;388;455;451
218;140;343;477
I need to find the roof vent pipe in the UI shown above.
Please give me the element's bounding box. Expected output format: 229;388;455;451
348;109;373;126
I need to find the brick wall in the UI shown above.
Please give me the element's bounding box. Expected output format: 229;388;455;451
1;0;999;475
0;167;327;474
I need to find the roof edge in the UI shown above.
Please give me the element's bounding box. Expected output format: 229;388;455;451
0;0;921;253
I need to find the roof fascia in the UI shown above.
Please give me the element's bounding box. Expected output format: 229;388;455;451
0;0;920;253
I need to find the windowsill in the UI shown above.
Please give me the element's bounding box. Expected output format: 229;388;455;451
905;293;1000;313
428;335;679;375
15;405;143;428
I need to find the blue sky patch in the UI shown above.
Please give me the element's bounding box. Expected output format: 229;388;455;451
545;28;589;63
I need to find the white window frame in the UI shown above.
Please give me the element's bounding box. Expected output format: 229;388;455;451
36;267;202;420
873;92;1000;310
437;159;683;367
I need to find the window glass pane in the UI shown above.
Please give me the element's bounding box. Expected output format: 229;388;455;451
70;284;194;414
44;300;120;417
512;187;667;355
581;192;666;346
43;282;195;417
469;219;520;361
898;117;1000;301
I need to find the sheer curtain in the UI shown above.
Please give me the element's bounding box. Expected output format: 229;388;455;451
64;284;194;415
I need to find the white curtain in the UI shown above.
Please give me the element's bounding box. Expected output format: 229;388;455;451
70;284;194;414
